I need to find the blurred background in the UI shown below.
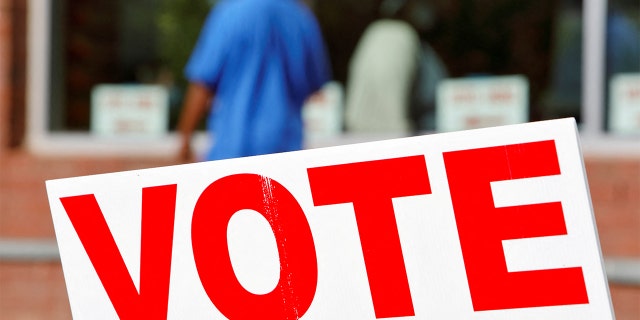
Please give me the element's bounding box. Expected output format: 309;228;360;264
1;0;638;318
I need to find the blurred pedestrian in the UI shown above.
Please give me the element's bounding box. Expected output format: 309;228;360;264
177;0;331;162
344;0;421;134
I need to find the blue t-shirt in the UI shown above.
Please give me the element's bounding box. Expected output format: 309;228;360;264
185;0;331;160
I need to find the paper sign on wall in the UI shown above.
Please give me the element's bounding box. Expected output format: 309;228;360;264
608;73;640;135
436;75;528;132
91;84;169;137
302;81;344;141
46;118;613;319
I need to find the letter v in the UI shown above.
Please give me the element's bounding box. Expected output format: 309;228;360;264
60;184;177;320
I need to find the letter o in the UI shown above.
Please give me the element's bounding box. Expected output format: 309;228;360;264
192;174;317;319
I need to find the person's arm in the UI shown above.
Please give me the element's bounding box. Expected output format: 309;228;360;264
176;82;213;163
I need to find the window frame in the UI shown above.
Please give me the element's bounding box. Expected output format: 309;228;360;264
26;0;640;157
26;0;210;157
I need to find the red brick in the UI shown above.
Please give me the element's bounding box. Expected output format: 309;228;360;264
0;150;174;238
0;262;72;320
609;285;640;320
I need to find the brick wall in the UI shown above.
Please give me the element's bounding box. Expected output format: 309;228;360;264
1;148;639;319
588;158;640;257
0;0;13;152
586;157;640;320
0;151;174;238
0;262;70;320
0;0;26;152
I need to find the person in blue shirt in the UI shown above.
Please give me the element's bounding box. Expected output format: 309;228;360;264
177;0;331;161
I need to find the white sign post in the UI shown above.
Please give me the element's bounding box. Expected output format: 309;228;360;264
47;118;613;319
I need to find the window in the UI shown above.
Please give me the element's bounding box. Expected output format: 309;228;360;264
27;0;211;155
48;0;210;132
27;0;639;156
604;0;640;135
318;0;586;131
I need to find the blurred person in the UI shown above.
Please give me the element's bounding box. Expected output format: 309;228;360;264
406;1;449;131
344;0;421;134
410;41;449;131
177;0;330;162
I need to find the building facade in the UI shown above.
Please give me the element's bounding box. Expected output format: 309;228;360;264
1;0;638;318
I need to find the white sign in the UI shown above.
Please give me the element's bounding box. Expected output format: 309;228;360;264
436;75;528;132
302;81;344;142
608;73;640;135
91;84;169;137
47;118;613;319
